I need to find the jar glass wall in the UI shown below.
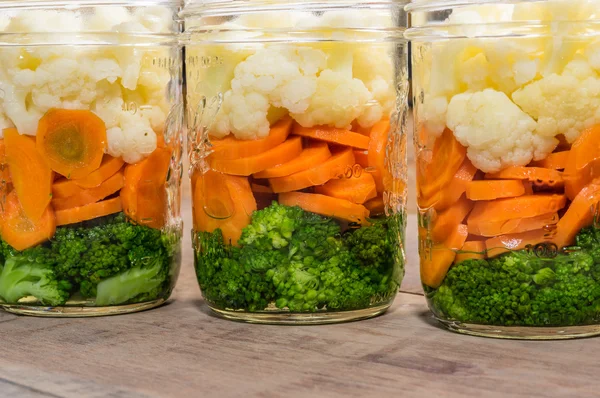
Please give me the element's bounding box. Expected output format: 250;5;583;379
0;1;184;317
407;0;600;339
184;0;408;324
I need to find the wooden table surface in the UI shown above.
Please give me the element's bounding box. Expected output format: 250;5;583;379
2;202;600;398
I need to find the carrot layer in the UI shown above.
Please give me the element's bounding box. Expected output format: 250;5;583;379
421;224;468;288
52;171;124;211
454;241;486;263
466;180;526;201
53;179;84;199
468;212;559;237
468;194;567;225
564;126;600;200
292;124;370;150
210;116;293;161
555;178;600;248
279;192;370;225
0;139;11;184
368;119;391;193
254;142;331;179
364;196;385;216
485;166;563;188
0;190;56;251
55;197;122;226
530;151;569;170
420;159;477;211
210;136;303;176
72;156;124;189
431;195;473;243
353;150;369;168
315;173;377;204
4;128;53;222
269;148;355;193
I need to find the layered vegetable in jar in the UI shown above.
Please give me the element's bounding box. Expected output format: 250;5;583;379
184;1;408;323
408;0;600;337
0;1;183;316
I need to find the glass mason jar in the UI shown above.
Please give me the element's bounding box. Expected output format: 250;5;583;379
0;0;184;316
183;0;408;324
407;0;600;339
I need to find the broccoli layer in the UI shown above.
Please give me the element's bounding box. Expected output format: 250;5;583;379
0;213;180;307
429;226;600;326
194;202;404;312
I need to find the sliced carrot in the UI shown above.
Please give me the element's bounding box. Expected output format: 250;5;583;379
51;171;124;211
367;119;390;193
254;142;331;179
292;124;370;150
121;146;171;229
555;177;600;248
55;197;122;226
431;195;474;243
485;166;563;188
279;192;370;225
418;129;466;205
364;196;385;216
315;173;377;204
210;136;302;176
210;116;293;161
251;183;273;194
4;128;53;222
564;126;600;200
468;194;566;229
193;170;256;244
0;139;11;184
269;148;355;193
353;150;369;168
530;151;569;170
485;229;556;257
52;179;83;199
36;109;106;179
466;180;526;201
454;241;487;263
420;158;477;210
0;190;55;251
72;156;124;189
468;212;559;237
421;224;468;288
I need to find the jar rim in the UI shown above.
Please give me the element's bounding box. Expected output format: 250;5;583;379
404;0;531;13
0;0;182;10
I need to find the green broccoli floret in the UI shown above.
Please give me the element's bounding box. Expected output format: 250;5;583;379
344;219;393;269
431;247;600;326
0;247;72;306
238;202;304;249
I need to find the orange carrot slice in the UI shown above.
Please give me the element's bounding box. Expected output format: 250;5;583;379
485;229;556;257
209;136;303;176
418;129;466;205
431;195;474;243
368;119;390;193
51;171;124;211
454;241;486;263
468;212;559;237
466;180;526;201
210;116;293;161
468;194;566;228
0;139;11;184
52;179;83;199
485;166;563;188
279;192;370;225
555;177;600;248
251;183;273;194
530;151;569;170
254;142;331;179
4;128;53;222
121;146;171;229
564;126;600;200
292;124;370;150
269;148;355;193
0;190;55;251
364;196;385;216
315;173;377;204
420;158;477;210
421;224;468;288
55;197;122;226
72;156;124;189
353;150;369;168
193;170;256;244
36;109;107;179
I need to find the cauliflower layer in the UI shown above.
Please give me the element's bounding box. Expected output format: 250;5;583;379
0;7;177;164
416;0;600;172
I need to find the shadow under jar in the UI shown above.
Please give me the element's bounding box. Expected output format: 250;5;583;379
183;0;409;324
407;0;600;339
0;0;184;317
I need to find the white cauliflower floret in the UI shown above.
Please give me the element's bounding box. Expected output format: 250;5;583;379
447;89;557;173
421;96;448;138
512;59;600;143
